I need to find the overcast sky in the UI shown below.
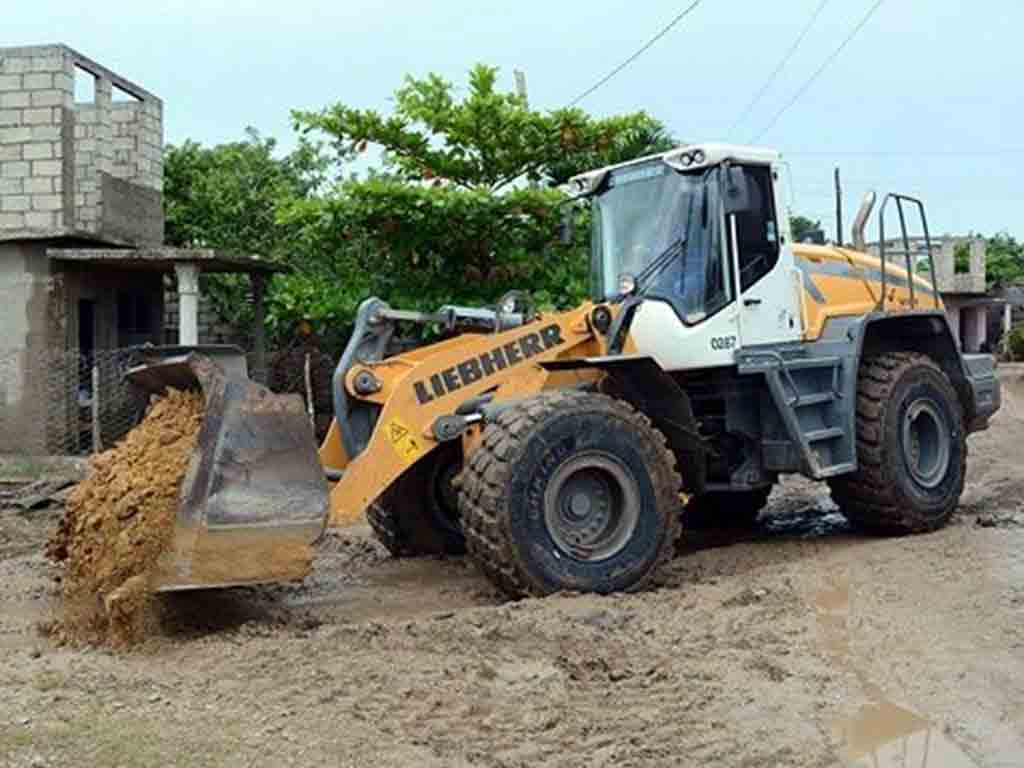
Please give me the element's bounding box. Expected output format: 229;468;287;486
7;0;1024;239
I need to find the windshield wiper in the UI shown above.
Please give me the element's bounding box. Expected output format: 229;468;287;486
632;237;687;296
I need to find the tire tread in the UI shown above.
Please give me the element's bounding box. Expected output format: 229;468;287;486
458;390;682;598
829;352;966;534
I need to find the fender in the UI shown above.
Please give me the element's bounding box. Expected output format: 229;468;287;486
542;354;707;494
842;311;999;432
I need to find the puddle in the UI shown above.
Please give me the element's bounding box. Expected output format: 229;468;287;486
834;699;979;767
679;501;852;555
813;567;980;767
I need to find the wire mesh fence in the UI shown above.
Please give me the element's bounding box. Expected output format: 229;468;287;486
0;341;337;458
0;346;144;457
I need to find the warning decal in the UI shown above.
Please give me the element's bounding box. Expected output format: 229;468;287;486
384;417;424;464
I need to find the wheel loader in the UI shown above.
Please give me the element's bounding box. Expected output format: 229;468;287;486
129;142;1001;598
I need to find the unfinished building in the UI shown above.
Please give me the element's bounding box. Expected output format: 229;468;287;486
0;45;275;455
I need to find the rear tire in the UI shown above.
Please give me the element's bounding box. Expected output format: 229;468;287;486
829;352;966;534
458;390;681;598
367;444;465;557
683;487;771;529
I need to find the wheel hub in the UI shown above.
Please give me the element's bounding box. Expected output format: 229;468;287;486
902;397;951;489
569;491;594;518
544;452;640;562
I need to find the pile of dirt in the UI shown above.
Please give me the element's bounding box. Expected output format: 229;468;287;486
45;388;204;646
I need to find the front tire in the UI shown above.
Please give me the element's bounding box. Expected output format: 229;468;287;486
829;352;966;534
458;391;681;598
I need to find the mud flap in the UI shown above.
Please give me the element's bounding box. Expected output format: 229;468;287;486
125;349;329;591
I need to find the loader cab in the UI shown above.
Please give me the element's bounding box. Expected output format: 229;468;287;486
574;144;801;369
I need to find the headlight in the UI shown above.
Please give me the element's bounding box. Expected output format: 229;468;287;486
618;273;637;295
664;148;707;171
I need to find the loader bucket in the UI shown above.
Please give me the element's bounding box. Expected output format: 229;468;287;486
124;348;329;592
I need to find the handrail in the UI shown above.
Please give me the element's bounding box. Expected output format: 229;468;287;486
877;193;936;312
738;349;802;406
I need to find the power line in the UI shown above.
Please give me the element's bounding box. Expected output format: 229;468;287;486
500;2;703;188
749;0;886;142
726;0;830;139
784;149;1024;156
570;1;703;106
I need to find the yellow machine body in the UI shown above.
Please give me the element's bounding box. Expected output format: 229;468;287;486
318;302;607;525
794;243;942;341
316;241;941;529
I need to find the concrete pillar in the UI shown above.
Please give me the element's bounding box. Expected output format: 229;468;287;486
94;76;112;176
962;307;986;353
969;238;986;282
1005;302;1013;336
251;273;266;384
936;235;954;290
973;307;987;352
174;262;199;346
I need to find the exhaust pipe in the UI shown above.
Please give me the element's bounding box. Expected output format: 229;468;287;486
851;190;877;252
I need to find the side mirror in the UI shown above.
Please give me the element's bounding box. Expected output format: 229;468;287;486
723;166;754;215
558;206;576;245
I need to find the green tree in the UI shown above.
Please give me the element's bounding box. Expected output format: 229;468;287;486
164;128;327;256
163;129;330;336
984;233;1024;288
294;64;673;191
789;215;822;243
163;66;674;346
271;64;674;336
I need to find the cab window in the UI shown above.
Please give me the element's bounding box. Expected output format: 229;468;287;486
729;165;780;292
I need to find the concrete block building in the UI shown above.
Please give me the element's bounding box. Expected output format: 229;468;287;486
931;236;999;353
0;44;163;243
0;45;276;455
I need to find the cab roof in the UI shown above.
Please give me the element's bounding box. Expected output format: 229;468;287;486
568;143;781;196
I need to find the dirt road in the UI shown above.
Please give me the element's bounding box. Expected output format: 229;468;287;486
2;368;1023;767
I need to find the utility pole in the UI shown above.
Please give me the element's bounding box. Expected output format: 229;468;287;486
515;70;538;189
834;167;843;247
514;70;529;108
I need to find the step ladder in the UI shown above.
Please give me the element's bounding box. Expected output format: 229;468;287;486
737;350;856;479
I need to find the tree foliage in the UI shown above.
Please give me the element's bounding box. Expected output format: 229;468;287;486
984;233;1024;288
164;128;327;256
163;130;332;335
1006;323;1024;360
294;64;673;191
789;215;822;243
267;64;673;342
162;65;675;348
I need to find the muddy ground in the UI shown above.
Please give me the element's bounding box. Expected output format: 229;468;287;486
2;368;1023;768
